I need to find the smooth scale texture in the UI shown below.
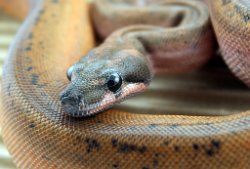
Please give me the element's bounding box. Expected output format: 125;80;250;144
0;0;250;169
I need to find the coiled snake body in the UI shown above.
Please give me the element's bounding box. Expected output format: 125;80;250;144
0;0;250;168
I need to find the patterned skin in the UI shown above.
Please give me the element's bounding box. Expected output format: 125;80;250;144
0;0;250;169
60;0;216;117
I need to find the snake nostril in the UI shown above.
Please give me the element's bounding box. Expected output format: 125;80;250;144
61;96;79;106
60;95;80;116
61;97;69;105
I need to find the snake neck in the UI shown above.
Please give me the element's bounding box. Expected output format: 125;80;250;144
60;31;153;117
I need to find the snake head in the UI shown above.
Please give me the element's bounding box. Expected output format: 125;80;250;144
60;45;153;117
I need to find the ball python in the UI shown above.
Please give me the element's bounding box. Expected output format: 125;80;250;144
0;0;250;168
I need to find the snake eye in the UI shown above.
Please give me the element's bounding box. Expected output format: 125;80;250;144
67;65;74;81
107;73;122;93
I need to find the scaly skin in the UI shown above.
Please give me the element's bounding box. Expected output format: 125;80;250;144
209;1;250;87
0;0;250;169
60;0;216;117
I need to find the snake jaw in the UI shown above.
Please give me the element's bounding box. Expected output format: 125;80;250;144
60;39;152;117
60;82;147;117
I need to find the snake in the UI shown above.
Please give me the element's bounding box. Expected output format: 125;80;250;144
0;0;250;168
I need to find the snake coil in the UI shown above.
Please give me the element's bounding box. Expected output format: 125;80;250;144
0;0;250;169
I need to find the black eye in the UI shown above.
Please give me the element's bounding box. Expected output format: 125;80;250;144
107;73;122;92
67;65;74;81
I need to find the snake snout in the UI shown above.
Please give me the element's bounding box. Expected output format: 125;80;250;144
60;92;84;117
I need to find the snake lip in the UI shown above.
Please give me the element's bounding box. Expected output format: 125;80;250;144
60;83;147;117
61;95;114;117
76;82;147;117
60;92;103;117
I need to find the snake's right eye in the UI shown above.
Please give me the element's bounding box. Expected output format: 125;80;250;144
107;73;122;93
67;65;74;81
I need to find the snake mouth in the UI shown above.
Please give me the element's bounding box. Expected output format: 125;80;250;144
60;83;147;117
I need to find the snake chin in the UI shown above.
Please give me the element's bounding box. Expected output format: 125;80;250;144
60;83;147;117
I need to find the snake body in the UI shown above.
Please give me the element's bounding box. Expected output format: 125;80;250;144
60;0;216;117
0;0;250;169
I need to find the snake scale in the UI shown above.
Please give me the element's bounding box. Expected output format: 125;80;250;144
0;0;250;168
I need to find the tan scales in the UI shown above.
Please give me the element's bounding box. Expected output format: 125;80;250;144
0;0;250;169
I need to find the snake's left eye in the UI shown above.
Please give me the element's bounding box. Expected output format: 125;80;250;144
107;73;122;93
67;65;74;81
